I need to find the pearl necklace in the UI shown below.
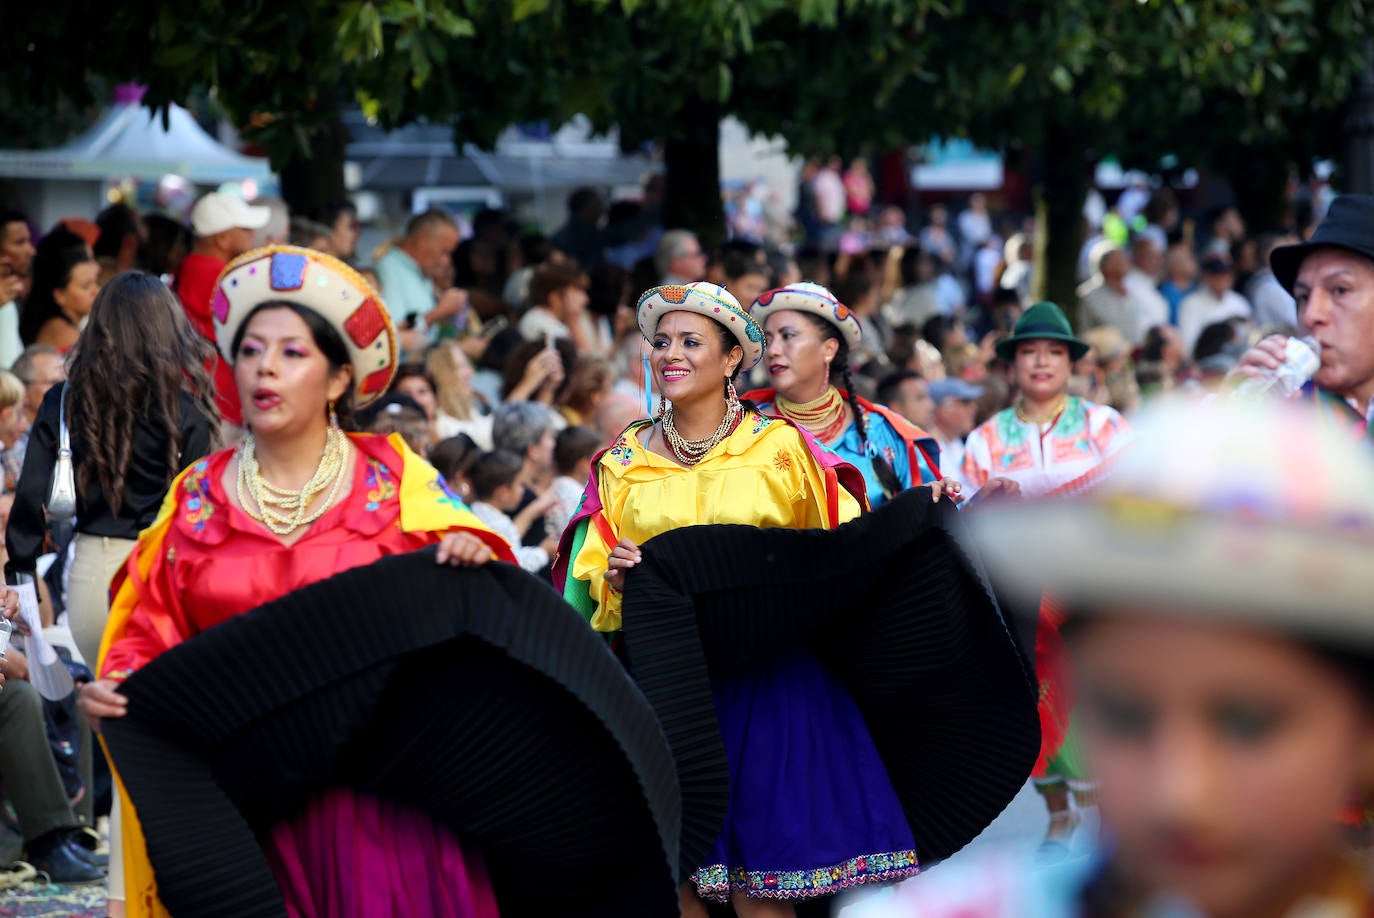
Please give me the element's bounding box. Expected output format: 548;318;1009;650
237;427;350;536
661;401;740;466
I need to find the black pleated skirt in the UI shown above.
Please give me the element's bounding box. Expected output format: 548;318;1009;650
620;488;1041;878
102;551;681;918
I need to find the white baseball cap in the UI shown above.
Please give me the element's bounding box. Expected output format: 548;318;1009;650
191;192;271;238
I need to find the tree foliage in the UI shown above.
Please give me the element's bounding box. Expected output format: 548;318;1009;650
3;0;1370;285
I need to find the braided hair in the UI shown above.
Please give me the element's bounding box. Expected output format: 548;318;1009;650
801;314;904;498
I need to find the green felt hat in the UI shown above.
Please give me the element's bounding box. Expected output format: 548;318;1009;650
994;301;1090;362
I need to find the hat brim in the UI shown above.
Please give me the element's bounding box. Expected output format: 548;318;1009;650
968;500;1374;648
749;287;862;352
1269;240;1374;296
994;331;1090;363
637;285;764;371
213;245;397;409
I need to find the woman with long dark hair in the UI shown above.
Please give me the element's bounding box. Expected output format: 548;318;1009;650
8;271;218;670
6;270;219;914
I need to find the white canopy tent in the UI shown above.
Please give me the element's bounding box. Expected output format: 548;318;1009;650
0;100;271;230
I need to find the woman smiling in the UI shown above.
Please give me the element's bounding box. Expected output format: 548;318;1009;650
554;282;982;917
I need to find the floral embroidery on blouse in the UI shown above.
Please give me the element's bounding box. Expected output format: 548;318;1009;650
182;460;213;532
772;449;793;471
364;460;397;511
608;438;635;467
751;413;773;434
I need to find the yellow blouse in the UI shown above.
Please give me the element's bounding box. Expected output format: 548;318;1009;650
570;412;862;632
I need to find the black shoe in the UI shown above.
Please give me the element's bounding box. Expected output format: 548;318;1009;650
26;830;103;884
66;828;108;868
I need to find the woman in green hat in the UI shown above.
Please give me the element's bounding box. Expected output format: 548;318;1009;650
962;301;1131;499
961;300;1133;854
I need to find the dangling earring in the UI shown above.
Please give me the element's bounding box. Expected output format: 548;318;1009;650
328;399;340;429
655;396;666;421
726;379;741;413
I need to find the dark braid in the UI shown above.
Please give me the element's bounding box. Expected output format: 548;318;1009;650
838;361;904;498
802;313;905;498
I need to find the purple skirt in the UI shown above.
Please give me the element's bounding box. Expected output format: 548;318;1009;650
691;648;920;902
266;787;501;917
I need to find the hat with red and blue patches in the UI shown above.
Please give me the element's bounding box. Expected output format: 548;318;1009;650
213;245;397;408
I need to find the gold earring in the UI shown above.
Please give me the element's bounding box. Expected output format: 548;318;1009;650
328;400;339;429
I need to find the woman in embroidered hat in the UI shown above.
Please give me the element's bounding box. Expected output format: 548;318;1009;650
554;281;971;916
74;247;686;917
890;396;1374;917
745;281;944;507
962;300;1133;853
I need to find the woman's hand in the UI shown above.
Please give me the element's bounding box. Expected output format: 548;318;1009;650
1229;334;1288;383
929;477;964;504
436;531;494;567
78;679;128;733
603;537;642;594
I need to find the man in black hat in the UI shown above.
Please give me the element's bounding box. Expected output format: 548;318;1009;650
1237;194;1374;433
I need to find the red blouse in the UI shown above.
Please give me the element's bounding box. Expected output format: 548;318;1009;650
102;435;445;680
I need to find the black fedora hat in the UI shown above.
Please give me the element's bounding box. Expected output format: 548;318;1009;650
1271;194;1374;295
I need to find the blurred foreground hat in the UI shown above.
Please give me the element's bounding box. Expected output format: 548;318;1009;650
1271;194;1374;295
213;245;397;408
970;397;1374;645
994;301;1089;362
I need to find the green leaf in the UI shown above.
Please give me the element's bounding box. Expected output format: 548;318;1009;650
1006;61;1026;89
513;0;549;21
1049;64;1072;92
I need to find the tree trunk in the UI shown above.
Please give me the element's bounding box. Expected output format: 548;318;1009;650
279;107;348;221
1344;40;1374;194
1032;119;1088;327
662;96;726;249
1224;146;1290;234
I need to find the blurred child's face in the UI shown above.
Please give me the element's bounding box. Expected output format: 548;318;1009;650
1074;614;1374;917
493;481;521;513
572;451;596;486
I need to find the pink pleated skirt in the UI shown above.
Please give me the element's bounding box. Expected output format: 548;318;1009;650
265;787;501;917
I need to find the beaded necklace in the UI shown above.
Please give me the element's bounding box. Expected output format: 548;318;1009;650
660;401;740;466
237;427;350;536
775;385;848;443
